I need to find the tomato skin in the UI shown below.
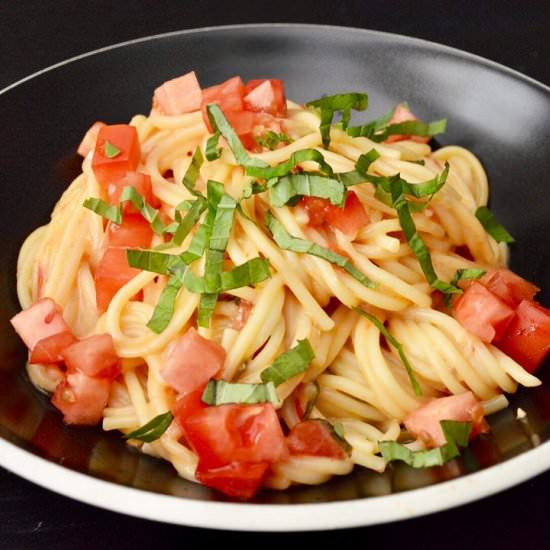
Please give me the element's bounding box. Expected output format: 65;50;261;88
106;171;160;213
481;269;539;309
77;121;106;157
160;328;226;395
153;71;202;115
30;330;77;364
286;420;348;459
62;334;120;379
404;391;488;448
52;372;110;425
453;281;515;343
172;388;208;426
182;403;288;468
385;103;430;144
10;298;71;352
106;216;153;249
498;300;550;373
196;461;269;499
94;247;141;312
244;79;287;117
91;125;141;187
201;76;246;129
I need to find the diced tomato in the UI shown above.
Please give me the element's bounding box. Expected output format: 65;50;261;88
286;420;348;459
385;103;430;144
172;388;208;426
229;299;253;330
52;372;110;425
160;328;226;395
196;461;269;499
153;71;202;115
106;216;153;249
481;269;540;309
201;76;246;129
244;79;287;117
106;171;160;213
498;300;550;373
91;125;141;187
61;334;120;379
453;281;515;343
10;298;72;352
182;403;288;468
30;330;77;364
94;247;141;312
77;121;106;157
300;191;369;238
404;391;488;448
221;110;280;150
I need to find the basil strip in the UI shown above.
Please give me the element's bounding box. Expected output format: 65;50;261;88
306;93;369;147
205;131;222;161
146;276;184;333
104;140;121;158
255;131;292;150
124;411;173;443
303;381;320;420
443;268;486;307
83;198;122;224
206;104;268;168
242;182;267;199
314;419;352;455
246;148;334;180
201;380;280;406
348;118;447;143
260;339;315;386
266;213;376;288
182;147;204;196
269;173;346;208
475;206;515;243
354;308;422;396
172;197;207;246
126;249;183;274
379;420;472;468
220;257;271;291
119;186;165;235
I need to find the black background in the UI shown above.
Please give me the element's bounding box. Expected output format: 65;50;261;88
1;1;549;548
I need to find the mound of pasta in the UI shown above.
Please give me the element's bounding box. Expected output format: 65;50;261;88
12;71;547;498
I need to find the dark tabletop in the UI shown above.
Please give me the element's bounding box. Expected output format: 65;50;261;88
1;1;549;548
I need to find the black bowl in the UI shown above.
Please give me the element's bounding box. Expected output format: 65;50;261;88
1;24;549;530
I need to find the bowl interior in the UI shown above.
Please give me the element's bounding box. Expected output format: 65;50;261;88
1;25;549;505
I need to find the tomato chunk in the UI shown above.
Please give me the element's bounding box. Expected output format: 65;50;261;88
160;328;226;395
286;420;348;459
94;247;141;312
481;269;539;309
453;281;515;343
153;71;202;115
77;121;106;157
106;171;160;213
196;461;269;499
172;388;208;426
385;103;430;144
182;403;288;468
62;334;120;379
30;330;77;364
244;79;287;117
106;216;153;249
91;125;141;187
10;298;72;352
52;372;110;425
201;76;245;129
404;391;488;448
498;300;550;373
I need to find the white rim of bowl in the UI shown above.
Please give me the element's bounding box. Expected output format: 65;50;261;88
1;24;549;531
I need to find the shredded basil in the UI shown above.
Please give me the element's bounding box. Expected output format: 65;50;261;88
269;173;346;208
205;131;222;161
255;131;292;150
246;148;333;180
475;206;515;243
182;147;204;196
314;419;352;455
443;268;487;307
201;379;280;406
260;339;315;386
348;117;447;143
172;197;207;246
146;276;184;333
379;420;472;468
83;198;122;224
354;308;422;396
124;411;173;442
104;140;121;159
266;213;376;288
118;186;165;235
303;381;320;420
126;249;183;274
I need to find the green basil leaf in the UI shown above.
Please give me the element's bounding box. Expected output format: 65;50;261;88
306;93;369;147
269;173;346;208
255;131;292;150
354;307;422;396
242;182;267;199
475;206;515;243
220;257;271;291
172;197;207;246
260;339;315;386
201;379;280;406
206;104;268;168
303;381;320;420
104;140;121;159
119;186;165;235
146;276;184;334
182;147;204;196
124;411;173;442
266;213;376;288
444;268;487;308
83;198;122;224
205;130;222;161
313;419;352;456
379;420;472;468
126;249;183;274
370;119;447;143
